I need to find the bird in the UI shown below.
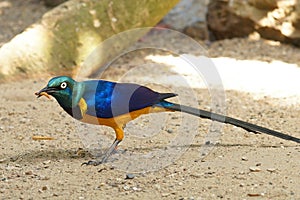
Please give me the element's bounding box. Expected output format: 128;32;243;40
35;76;300;165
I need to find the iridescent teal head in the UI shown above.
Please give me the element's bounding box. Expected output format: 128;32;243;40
35;76;77;109
36;76;86;119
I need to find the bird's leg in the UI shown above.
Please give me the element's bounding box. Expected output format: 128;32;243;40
101;139;122;162
82;139;122;166
82;127;124;166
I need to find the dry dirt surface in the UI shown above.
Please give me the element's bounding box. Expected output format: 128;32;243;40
1;1;300;200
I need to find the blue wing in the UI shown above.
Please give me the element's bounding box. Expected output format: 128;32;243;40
82;80;176;118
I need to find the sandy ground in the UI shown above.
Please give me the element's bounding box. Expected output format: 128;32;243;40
1;1;300;200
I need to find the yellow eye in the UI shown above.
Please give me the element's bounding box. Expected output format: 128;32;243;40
60;82;67;89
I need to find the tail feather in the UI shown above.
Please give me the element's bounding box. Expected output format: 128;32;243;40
160;102;300;144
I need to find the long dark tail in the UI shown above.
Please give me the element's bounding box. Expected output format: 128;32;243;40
159;102;300;144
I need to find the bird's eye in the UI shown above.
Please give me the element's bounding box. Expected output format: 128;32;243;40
60;82;67;89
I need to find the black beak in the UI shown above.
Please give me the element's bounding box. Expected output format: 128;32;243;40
35;87;57;98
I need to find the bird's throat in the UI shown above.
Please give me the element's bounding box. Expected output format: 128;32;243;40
58;98;87;120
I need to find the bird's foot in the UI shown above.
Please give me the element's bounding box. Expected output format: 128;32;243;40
82;139;123;166
81;159;103;166
81;149;125;166
82;154;110;166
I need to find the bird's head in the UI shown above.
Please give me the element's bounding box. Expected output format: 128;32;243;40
35;76;76;108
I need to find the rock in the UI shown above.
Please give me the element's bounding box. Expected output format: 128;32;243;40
183;21;209;40
249;166;261;172
248;193;264;197
241;156;248;161
248;0;277;10
207;0;300;46
0;0;180;81
163;0;209;40
267;168;276;172
123;185;130;191
25;171;33;175
163;0;207;30
166;129;173;134
41;186;48;191
207;0;255;40
132;186;141;191
125;173;135;179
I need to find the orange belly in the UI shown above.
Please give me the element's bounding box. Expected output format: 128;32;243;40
80;106;172;128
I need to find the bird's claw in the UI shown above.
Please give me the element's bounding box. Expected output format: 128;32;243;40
81;160;103;166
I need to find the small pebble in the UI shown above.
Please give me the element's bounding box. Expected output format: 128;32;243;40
25;171;33;175
43;160;51;165
166;129;173;134
123;185;130;191
132;186;141;191
99;182;105;187
241;156;248;161
249;166;261;172
125;173;135;179
247;193;264;197
267;168;276;172
42;186;48;191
